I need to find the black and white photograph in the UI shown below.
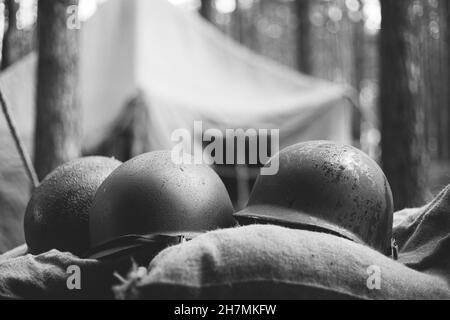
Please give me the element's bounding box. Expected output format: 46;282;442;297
0;0;449;304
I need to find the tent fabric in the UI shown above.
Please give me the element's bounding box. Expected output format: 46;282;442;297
1;186;450;300
0;141;29;253
84;91;152;162
0;0;354;151
0;0;354;150
0;57;37;252
80;0;354;150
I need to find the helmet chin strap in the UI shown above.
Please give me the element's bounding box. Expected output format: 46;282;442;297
84;234;197;260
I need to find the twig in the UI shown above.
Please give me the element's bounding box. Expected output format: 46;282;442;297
0;89;39;188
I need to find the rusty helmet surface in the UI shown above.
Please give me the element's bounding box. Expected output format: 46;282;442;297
234;141;394;254
87;151;236;259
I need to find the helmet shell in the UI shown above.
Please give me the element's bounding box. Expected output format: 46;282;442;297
234;141;394;254
89;151;236;251
24;157;122;255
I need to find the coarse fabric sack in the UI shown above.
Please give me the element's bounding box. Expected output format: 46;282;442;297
393;185;450;280
0;249;146;300
115;225;450;300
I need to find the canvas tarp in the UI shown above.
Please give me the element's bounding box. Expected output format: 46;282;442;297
0;57;36;253
80;0;354;151
0;0;355;151
0;0;353;150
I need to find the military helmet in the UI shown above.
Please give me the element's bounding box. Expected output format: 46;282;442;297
24;157;122;256
234;141;394;255
87;151;236;259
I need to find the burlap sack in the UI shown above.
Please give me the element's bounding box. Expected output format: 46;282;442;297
0;249;142;300
394;185;450;280
115;225;449;300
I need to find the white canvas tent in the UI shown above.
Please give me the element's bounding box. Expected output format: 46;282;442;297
80;0;354;151
0;0;354;155
81;0;355;206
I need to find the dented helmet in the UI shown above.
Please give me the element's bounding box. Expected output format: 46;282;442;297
234;141;394;255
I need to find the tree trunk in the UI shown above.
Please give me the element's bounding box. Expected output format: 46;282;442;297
2;0;19;69
233;0;243;43
444;0;450;160
200;0;213;22
295;0;311;74
352;4;365;144
379;0;429;210
34;0;81;180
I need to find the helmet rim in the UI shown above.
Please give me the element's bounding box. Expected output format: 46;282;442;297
84;232;200;260
234;204;392;254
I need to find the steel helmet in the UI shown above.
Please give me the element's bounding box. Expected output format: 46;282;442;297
234;141;394;255
24;157;122;256
87;151;236;259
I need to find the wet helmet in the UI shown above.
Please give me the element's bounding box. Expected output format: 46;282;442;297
87;151;236;259
24;157;122;256
234;141;394;255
